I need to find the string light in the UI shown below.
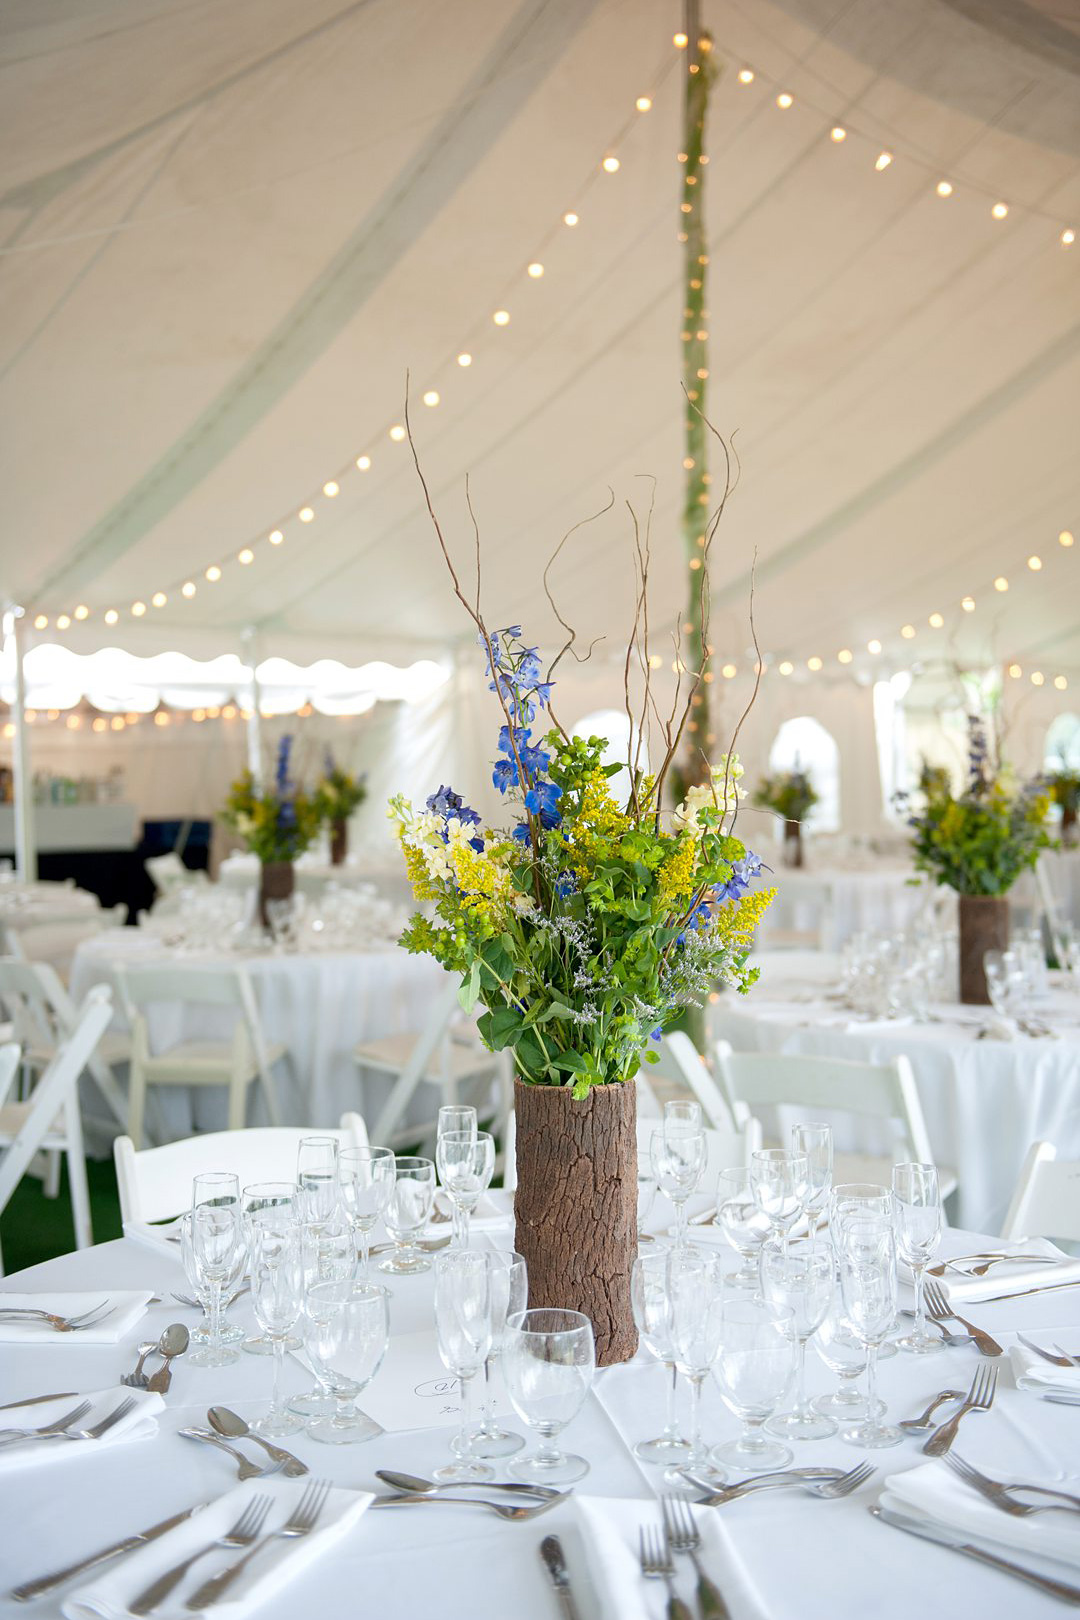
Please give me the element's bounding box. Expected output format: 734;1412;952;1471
776;92;794;109
110;715;125;730
928;612;944;628
562;212;579;227
206;565;221;583
131;602;146;617
602;156;620;173
721;663;737;679
355;454;372;469
635;96;652;112
74;605;89;621
33;615;48;630
837;648;853;664
66;714;81;730
322;480;339;497
151;591;167;607
1008;663;1022;678
1031;671;1044;686
874;151;893;171
299;505;315;520
92;717;106;733
1055;675;1069;690
737;67;755;84
807;655;823;671
422;390;440;407
960;596;975;612
1028;555;1042;571
867;639;882;654
527;262;544;278
104;609;119;625
778;660;794;675
994;576;1008;592
673;32;688;48
901;624;916;639
830;126;847;143
492;310;510;326
56;614;70;630
388;424;407;441
237;549;253;567
181;582;196;598
1063;229;1076;247
991;201;1008;220
936;180;953;197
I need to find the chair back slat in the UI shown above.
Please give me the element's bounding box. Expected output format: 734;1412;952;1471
1001;1142;1080;1243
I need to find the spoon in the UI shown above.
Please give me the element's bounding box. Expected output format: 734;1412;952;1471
120;1341;159;1390
898;1312;973;1349
208;1405;308;1476
898;1389;965;1431
376;1468;560;1499
370;1492;565;1521
178;1427;275;1481
145;1323;189;1394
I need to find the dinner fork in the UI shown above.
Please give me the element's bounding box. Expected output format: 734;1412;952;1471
46;1396;137;1443
128;1495;272;1616
184;1478;332;1609
0;1302;113;1333
945;1453;1080;1517
923;1279;1002;1357
638;1524;693;1620
662;1495;730;1619
690;1461;875;1506
1017;1334;1076;1368
0;1399;92;1445
923;1363;997;1456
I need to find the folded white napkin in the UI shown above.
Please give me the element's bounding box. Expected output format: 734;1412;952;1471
1009;1342;1080;1396
927;1240;1080;1303
121;1217;185;1257
574;1495;768;1620
63;1477;373;1620
0;1292;152;1345
0;1387;163;1473
883;1460;1080;1573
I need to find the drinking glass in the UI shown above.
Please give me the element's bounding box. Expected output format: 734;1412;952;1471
828;1182;892;1245
338;1147;395;1279
636;1169;657;1244
792;1124;832;1240
289;1212;357;1417
892;1163;942;1355
836;1216;900;1448
715;1166;771;1289
666;1250;725;1480
434;1250;493;1483
812;1265;885;1419
651;1121;706;1249
469;1249;528;1459
296;1136;341;1232
189;1173;243;1368
761;1241;836;1440
438;1104;477;1143
630;1252;689;1466
380;1156;436;1273
664;1100;702;1128
435;1130;495;1249
713;1299;796;1472
250;1223;304;1436
241;1182;298;1355
179;1211;245;1348
305;1280;390;1444
504;1308;595;1484
750;1149;809;1259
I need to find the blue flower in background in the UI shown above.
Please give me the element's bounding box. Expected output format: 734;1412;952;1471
274;735;293;795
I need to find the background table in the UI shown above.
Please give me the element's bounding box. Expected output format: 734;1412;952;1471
752;865;938;952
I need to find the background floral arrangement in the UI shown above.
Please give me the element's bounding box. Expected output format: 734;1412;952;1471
315;754;367;823
220;735;323;864
753;767;818;824
1046;762;1080;817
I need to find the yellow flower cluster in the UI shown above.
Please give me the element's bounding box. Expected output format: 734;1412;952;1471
714;886;777;952
400;839;441;902
657;833;698;910
565;771;632;876
447;838;513;921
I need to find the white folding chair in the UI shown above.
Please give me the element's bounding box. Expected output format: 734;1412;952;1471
113;1111;370;1225
357;980;499;1150
0;956;130;1129
715;1047;957;1199
1000;1142;1080;1243
0;985;114;1275
119;964;286;1149
6;906;126;984
647;1032;737;1128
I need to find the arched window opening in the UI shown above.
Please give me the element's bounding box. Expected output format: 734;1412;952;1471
767;716;841;832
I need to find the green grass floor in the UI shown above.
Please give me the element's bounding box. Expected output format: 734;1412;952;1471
1;1158;123;1275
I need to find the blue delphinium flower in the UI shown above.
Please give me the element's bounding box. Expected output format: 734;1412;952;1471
525;779;563;827
426;785;484;853
275;735;293;795
713;850;765;903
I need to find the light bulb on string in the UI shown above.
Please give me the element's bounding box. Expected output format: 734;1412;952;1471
322;481;339;497
737;68;754;84
1059;530;1074;547
875;151;893;171
936;180;953;197
776;92;793;109
206;565;222;583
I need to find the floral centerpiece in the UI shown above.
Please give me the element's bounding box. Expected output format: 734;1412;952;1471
220;736;323;925
753;767;818;867
902;715;1051;1002
315;754;367;865
1046;762;1080;847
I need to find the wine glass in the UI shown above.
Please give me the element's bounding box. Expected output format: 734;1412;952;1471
240;1182;298;1355
434;1250;493;1483
469;1249;528;1459
289;1211;357;1418
435;1130;495;1249
636;1167;657;1244
666;1249;725;1481
438;1104;477;1143
892;1163;943;1355
828;1182;892;1244
249;1223;304;1436
296;1136;340;1232
630;1252;689;1467
380;1156;436;1273
712;1299;796;1472
664;1099;702;1128
651;1121;706;1249
760;1241;836;1440
750;1149;809;1260
792;1123;832;1240
812;1268;884;1420
305;1280;390;1445
503;1308;595;1484
338;1147;395;1279
836;1215;901;1448
189;1173;243;1369
715;1166;771;1289
178;1211;245;1348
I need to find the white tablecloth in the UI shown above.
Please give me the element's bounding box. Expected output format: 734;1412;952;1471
753;866;937;951
69;930;451;1133
217;855;414;911
715;955;1080;1231
1;1218;1078;1619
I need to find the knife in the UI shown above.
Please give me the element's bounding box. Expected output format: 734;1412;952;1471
0;1392;78;1413
979;1278;1080;1304
540;1535;583;1620
10;1503;204;1601
869;1504;1080;1605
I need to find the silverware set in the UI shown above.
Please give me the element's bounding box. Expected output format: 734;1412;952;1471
870;1503;1080;1605
0;1300;115;1333
923;1279;1003;1357
179;1406;308;1479
0;1395;135;1450
685;1461;875;1508
922;1364;998;1457
945;1453;1080;1518
122;1323;189;1392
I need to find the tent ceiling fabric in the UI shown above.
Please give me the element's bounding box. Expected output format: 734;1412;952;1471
2;0;1079;692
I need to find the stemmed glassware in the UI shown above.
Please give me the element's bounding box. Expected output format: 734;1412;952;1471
715;1167;771;1289
380;1157;436;1273
433;1250;493;1483
249;1222;304;1437
468;1249;528;1459
829;1182;892;1236
666;1250;725;1481
836;1214;901;1448
338;1147;395;1279
984;949;1024;1023
713;1299;796;1472
630;1253;689;1467
437;1104;477;1143
750;1149;809;1260
812;1274;884;1421
760;1241;836;1440
503;1308;595;1484
651;1115;706;1250
792;1124;832;1240
304;1279;390;1445
290;1213;356;1418
240;1182;299;1356
189;1173;244;1369
296;1136;341;1232
435;1130;495;1249
179;1210;245;1349
892;1162;943;1355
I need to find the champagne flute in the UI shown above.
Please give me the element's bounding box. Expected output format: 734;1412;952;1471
468;1249;528;1459
836;1215;900;1448
380;1156;436;1273
892;1162;943;1355
712;1299;796;1472
715;1167;771;1289
504;1309;595;1484
812;1269;884;1420
434;1250;493;1483
179;1211;245;1348
296;1136;340;1232
339;1146;395;1279
241;1182;298;1355
305;1280;390;1444
792;1123;832;1240
289;1211;356;1417
760;1241;836;1440
250;1223;304;1436
435;1130;495;1249
630;1252;690;1466
666;1249;725;1481
651;1122;706;1249
750;1149;809;1260
189;1173;242;1369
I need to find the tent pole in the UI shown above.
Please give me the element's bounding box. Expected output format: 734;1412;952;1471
10;611;37;882
241;626;263;785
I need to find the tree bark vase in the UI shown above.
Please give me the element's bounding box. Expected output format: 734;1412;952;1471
782;822;804;869
330;819;348;866
958;893;1009;1004
258;860;295;930
513;1077;638;1368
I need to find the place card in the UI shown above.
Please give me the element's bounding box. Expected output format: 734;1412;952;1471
361;1329;515;1432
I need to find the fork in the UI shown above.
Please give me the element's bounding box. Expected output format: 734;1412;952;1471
0;1399;92;1445
923;1363;997;1456
662;1495;729;1619
185;1478;332;1609
0;1302;113;1333
945;1453;1080;1517
639;1524;693;1620
898;1389;965;1431
128;1495;271;1615
1017;1334;1076;1368
924;1279;1002;1357
44;1397;137;1443
691;1462;875;1506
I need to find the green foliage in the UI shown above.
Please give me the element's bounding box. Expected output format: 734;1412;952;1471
219;770;323;864
753;769;818;823
315;764;367;823
1046;767;1080;815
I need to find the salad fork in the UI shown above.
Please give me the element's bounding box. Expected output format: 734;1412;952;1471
0;1399;92;1445
128;1495;271;1615
689;1462;874;1506
923;1279;1002;1357
1017;1334;1075;1368
184;1478;332;1609
945;1454;1080;1517
923;1364;997;1457
639;1524;693;1620
46;1397;137;1443
0;1302;113;1333
662;1495;729;1619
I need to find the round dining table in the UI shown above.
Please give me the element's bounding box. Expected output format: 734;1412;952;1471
752;865;938;952
0;1206;1078;1620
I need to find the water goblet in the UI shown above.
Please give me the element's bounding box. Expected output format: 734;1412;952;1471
241;1182;298;1355
630;1252;689;1467
305;1280;390;1444
468;1249;528;1459
792;1123;832;1240
250;1223;304;1436
339;1146;395;1279
296;1136;340;1232
761;1241;837;1440
179;1211;245;1348
712;1299;796;1472
812;1271;884;1420
892;1163;942;1355
504;1308;595;1484
828;1182;892;1246
666;1249;726;1481
380;1156;436;1273
434;1250;494;1483
836;1215;901;1448
715;1166;770;1289
651;1121;706;1249
750;1149;809;1260
189;1173;243;1369
435;1129;495;1249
